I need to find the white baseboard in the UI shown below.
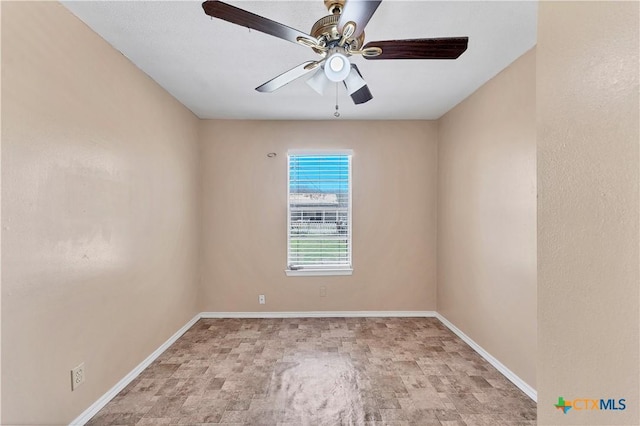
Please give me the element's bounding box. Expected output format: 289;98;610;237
434;312;537;402
200;310;437;318
69;313;201;426
71;309;535;425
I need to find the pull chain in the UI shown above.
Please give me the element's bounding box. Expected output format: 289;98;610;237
334;83;340;118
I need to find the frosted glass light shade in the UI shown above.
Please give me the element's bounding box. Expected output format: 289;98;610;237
324;53;350;82
306;69;332;95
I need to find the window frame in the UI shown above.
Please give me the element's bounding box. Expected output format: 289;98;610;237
286;149;353;276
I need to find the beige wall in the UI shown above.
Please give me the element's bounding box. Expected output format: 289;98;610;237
1;2;200;424
0;4;3;419
0;4;3;420
537;2;639;425
4;1;638;423
199;120;438;312
437;49;537;389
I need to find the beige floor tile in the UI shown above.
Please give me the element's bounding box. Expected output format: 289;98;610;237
87;318;536;425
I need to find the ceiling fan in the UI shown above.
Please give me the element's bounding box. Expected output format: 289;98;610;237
202;0;468;105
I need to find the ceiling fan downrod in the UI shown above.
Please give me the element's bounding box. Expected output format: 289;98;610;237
324;0;345;15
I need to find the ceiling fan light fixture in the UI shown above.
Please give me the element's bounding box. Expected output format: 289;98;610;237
202;0;469;107
306;69;332;95
324;53;350;82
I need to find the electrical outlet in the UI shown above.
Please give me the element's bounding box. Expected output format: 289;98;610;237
71;362;85;391
259;294;266;304
320;286;327;297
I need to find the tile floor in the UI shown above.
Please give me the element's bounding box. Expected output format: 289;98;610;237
87;317;536;425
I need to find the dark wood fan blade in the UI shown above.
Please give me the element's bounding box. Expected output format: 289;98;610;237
363;37;468;60
202;0;314;46
338;0;382;39
255;61;320;93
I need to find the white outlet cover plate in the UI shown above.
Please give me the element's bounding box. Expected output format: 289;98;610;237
71;362;85;391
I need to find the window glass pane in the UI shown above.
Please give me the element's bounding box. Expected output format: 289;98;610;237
288;154;351;270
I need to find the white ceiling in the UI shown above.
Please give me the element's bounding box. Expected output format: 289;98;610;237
62;1;537;120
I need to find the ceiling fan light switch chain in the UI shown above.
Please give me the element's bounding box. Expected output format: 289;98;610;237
334;83;341;118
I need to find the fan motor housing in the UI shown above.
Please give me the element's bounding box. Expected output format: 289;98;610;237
311;14;365;51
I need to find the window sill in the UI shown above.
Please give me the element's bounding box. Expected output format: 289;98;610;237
285;268;353;277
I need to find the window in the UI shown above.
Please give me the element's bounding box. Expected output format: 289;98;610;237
287;150;352;276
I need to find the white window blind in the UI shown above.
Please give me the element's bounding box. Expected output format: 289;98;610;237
287;151;352;274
